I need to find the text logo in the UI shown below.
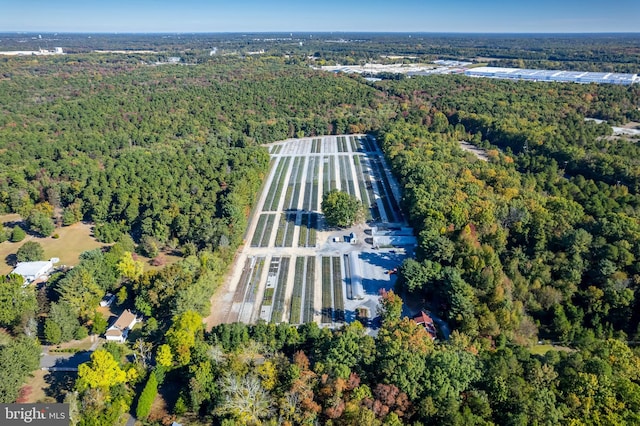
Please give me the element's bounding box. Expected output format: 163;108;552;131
1;404;69;425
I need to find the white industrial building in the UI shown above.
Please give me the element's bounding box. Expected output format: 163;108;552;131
11;259;55;284
465;67;638;85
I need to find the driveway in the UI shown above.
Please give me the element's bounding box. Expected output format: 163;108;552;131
40;337;102;371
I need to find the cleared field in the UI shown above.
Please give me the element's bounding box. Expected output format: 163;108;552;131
219;135;413;329
0;217;108;275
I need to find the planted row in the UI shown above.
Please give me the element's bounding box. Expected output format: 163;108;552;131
263;156;291;211
338;155;356;196
349;136;360;152
311;138;322;154
282;157;304;210
337;136;348;152
271;256;291;323
370;157;402;222
303;256;316;323
251;213;275;247
354;155;378;221
289;257;306;324
332;256;345;322
321;256;332;324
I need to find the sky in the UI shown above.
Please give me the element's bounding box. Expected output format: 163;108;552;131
1;0;639;33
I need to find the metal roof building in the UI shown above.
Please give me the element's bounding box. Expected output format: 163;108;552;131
11;260;54;284
465;66;639;85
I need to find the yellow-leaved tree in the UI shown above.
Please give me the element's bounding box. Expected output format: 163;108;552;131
76;349;127;393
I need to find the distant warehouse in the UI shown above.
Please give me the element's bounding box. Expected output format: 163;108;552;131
465;66;638;85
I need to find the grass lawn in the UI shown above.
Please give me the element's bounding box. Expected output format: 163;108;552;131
20;371;77;403
0;215;108;274
1;214;181;274
530;344;574;355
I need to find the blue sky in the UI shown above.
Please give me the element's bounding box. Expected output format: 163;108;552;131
1;0;638;33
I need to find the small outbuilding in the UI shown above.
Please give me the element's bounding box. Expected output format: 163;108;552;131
100;293;116;307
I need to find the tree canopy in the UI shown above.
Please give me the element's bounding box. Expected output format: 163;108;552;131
321;189;363;228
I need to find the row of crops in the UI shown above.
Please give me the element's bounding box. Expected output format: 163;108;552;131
274;213;297;247
311;138;322;154
262;156;291;211
260;256;291;322
353;155;378;221
338;155;357;197
321;256;345;324
282;156;305;211
349;136;361;152
298;212;318;247
303;156;320;211
233;256;266;322
270;257;291;322
322;156;337;194
337;136;349;152
270;144;284;154
369;156;402;223
250;213;276;247
360;135;378;152
289;256;317;324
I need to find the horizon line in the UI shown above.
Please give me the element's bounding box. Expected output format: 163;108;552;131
2;31;640;35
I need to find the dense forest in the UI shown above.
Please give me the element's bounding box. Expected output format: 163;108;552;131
1;35;640;425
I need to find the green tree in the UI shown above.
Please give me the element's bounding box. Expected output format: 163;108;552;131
56;267;103;321
321;189;363;227
166;311;203;366
10;227;26;242
0;275;37;329
116;252;144;281
16;241;45;262
44;319;62;344
91;311;108;335
136;372;158;419
0;336;40;403
156;344;173;368
378;289;403;326
27;210;55;237
47;301;80;343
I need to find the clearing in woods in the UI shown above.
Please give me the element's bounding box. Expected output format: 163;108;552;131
206;135;415;330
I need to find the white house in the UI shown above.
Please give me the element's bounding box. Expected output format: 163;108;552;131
11;259;54;284
105;310;139;343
